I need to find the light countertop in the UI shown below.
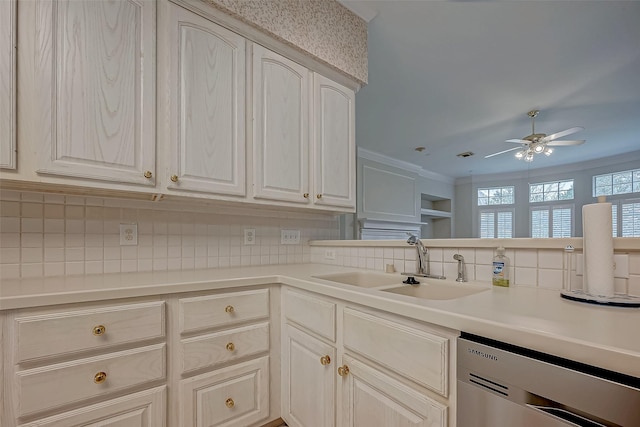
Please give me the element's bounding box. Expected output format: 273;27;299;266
1;264;639;378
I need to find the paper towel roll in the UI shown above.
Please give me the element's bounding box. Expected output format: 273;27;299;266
582;202;614;297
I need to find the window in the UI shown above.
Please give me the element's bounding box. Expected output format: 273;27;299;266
480;209;513;238
531;205;573;238
593;168;640;197
477;186;514;206
612;199;640;237
529;180;574;203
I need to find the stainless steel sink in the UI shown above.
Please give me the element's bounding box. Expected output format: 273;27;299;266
313;272;403;288
382;282;489;300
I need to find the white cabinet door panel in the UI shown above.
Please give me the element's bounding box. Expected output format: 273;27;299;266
36;0;155;185
313;74;355;209
282;325;335;427
0;0;16;169
167;3;245;196
253;44;310;204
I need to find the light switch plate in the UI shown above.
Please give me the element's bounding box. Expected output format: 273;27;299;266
119;223;138;246
281;229;300;245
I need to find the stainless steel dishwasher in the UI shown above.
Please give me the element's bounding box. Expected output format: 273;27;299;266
457;333;640;426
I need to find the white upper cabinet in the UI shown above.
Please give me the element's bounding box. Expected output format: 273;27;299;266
313;74;356;209
0;0;16;170
253;44;310;204
34;0;156;186
165;3;246;196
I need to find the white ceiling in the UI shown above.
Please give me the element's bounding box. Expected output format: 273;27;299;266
342;0;640;178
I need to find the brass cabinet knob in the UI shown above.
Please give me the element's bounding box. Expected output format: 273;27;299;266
92;325;106;336
337;365;350;377
225;305;234;313
143;170;153;179
226;342;235;352
94;371;107;384
320;355;331;365
303;193;309;199
170;174;179;182
316;194;322;199
225;398;235;408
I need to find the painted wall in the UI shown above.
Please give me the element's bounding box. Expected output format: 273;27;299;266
203;0;368;84
455;151;640;238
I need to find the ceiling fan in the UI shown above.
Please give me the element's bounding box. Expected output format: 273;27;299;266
485;110;585;162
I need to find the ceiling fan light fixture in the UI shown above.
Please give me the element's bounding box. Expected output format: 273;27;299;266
533;143;545;154
544;147;553;156
515;150;525;159
524;152;534;162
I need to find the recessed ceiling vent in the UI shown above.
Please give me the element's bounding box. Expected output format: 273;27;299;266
457;151;475;158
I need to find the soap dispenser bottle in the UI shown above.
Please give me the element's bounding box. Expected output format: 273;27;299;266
492;247;510;287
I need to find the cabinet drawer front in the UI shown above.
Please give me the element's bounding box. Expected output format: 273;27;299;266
283;288;336;342
16;344;166;417
15;301;165;362
181;356;269;427
181;322;269;373
343;308;449;396
17;386;166;427
179;289;269;333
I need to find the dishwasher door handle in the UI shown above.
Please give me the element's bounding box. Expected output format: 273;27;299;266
527;404;607;427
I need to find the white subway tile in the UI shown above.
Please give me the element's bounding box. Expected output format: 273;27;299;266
22;247;43;263
538;250;563;270
475;249;494;265
443;248;458;262
22;203;43;218
614;278;628;295
0;190;21;201
103;260;121;273
515;249;537;268
0;233;19;247
44;262;65;277
85;261;104;275
44;219;65;233
475;264;493;283
628;275;640;297
1;217;20;231
44;248;65;262
0;248;20;263
21;218;43;233
21;192;44;202
0;263;20;279
21;263;43;278
65;261;84;276
21;233;43;247
0;201;20;216
613;254;629;279
515;267;537;286
443;262;458;279
456;248;475;264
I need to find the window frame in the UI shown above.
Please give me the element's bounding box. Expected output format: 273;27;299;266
477;186;515;206
593;168;640;197
529;204;574;238
529;179;574;203
479;207;514;239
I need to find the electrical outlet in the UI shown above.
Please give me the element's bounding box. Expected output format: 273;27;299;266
119;223;138;246
324;249;336;260
281;229;300;245
244;228;256;245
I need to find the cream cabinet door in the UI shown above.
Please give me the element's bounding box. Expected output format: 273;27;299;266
166;3;246;196
34;0;156;186
18;386;166;427
313;74;356;209
0;0;16;169
282;324;335;427
253;44;310;204
340;356;447;427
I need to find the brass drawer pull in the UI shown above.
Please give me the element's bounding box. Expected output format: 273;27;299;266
143;170;153;179
320;355;331;365
94;371;107;384
316;194;322;199
170;174;179;182
303;193;309;199
225;398;235;408
226;342;235;352
225;305;234;313
92;325;106;336
337;365;350;377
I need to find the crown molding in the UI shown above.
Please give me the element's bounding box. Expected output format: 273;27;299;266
357;148;455;184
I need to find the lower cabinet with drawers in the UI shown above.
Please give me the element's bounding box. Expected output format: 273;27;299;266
0;287;278;427
0;282;457;427
281;287;458;427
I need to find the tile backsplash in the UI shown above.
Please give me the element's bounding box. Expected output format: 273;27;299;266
0;190;339;279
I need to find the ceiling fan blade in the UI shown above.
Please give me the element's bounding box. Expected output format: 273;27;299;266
505;139;530;144
546;140;585;146
541;126;584;142
485;147;522;158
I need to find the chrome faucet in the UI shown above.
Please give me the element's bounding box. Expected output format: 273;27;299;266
453;254;467;282
402;234;446;280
